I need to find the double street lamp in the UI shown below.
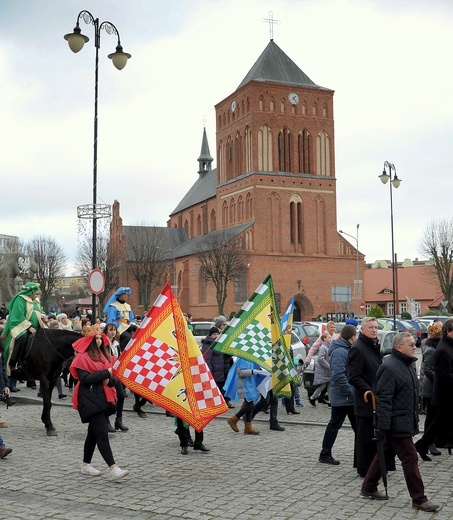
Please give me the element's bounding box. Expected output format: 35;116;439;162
64;10;131;321
339;224;360;318
379;161;402;331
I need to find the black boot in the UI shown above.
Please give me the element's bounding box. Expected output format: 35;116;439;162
415;439;431;461
107;418;116;433
114;417;129;432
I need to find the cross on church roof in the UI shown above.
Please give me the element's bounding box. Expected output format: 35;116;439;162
262;11;280;41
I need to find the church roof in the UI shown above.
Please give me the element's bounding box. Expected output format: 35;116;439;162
172;222;254;258
237;40;327;90
123;226;189;261
170;167;218;215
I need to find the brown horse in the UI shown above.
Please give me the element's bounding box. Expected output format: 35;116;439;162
16;328;80;436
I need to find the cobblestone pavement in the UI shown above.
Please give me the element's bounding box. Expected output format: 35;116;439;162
0;382;451;520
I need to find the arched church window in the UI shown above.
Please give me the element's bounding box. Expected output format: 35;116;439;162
316;131;331;176
245;126;252;173
245;192;252;219
289;194;304;249
258;125;273;171
222;201;228;226
298;129;312;174
278;127;292;172
230;198;236;223
235;268;247;302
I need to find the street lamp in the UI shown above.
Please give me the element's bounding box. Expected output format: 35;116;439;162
339;224;360;318
64;10;131;321
379;161;402;331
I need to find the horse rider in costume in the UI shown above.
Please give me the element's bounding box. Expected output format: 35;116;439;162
103;287;136;352
1;282;47;376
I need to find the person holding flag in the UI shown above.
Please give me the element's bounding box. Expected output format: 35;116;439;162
225;357;262;435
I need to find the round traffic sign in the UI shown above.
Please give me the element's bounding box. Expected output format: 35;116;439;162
88;269;105;295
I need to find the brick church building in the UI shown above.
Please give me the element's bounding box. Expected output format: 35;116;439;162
110;39;363;320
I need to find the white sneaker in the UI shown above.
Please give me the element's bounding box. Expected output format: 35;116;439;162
109;466;129;481
81;464;101;476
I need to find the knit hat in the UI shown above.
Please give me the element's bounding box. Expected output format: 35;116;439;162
57;313;68;321
428;321;442;337
214;315;226;328
208;326;220;336
346;318;359;327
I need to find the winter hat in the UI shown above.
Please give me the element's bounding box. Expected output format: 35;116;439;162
214;315;226;328
208;326;220;336
346;318;359;327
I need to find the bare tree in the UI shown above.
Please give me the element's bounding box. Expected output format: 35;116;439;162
75;234;121;311
419;218;453;312
195;230;249;315
125;226;172;310
23;235;67;311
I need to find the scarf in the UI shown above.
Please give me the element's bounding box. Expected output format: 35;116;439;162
70;351;116;411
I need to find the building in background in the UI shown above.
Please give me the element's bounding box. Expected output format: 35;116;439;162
363;258;444;317
110;39;362;320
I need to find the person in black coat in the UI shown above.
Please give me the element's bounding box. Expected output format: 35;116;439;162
429;319;453;452
70;326;129;480
414;322;442;459
361;333;439;513
347;317;383;478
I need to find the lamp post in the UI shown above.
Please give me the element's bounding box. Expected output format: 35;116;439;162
64;11;131;322
339;224;360;318
379;161;402;331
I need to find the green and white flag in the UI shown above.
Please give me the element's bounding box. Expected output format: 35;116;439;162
212;275;299;397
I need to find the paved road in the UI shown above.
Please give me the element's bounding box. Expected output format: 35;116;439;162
0;382;451;520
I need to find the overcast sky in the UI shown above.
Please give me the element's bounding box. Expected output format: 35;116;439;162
1;0;452;276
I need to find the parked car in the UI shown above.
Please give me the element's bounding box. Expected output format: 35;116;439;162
334;322;347;334
378;318;417;340
291;322;316;347
290;331;307;364
293;322;321;345
302;329;398;397
191;321;214;346
378;330;397;354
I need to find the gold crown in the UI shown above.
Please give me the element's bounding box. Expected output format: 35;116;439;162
82;324;103;336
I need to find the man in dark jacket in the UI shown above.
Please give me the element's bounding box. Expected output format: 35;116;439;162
347;317;382;477
319;324;357;465
361;332;439;512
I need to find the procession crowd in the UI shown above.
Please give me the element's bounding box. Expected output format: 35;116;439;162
0;283;452;513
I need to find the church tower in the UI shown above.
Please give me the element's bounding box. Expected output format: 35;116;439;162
198;126;214;175
215;40;338;258
165;38;361;320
